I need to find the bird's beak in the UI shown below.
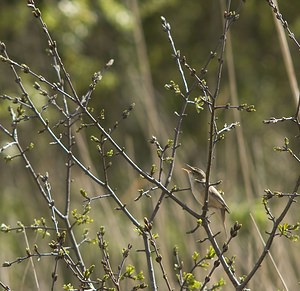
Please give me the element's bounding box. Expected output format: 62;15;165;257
182;164;193;172
182;167;190;173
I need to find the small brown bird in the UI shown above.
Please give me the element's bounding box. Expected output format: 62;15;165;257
183;164;230;234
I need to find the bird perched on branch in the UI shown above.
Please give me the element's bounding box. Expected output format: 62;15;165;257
183;164;230;235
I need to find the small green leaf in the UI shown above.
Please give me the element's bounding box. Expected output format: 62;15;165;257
63;283;74;290
152;233;159;239
164;80;181;94
205;245;216;259
123;264;135;278
136;271;145;281
194;96;204;113
213;277;226;289
80;188;88;198
90;135;100;143
99;109;105;120
150;164;157;176
284;137;289;146
192;251;199;262
165;157;174;163
167;139;174;148
183;272;201;289
28;142;34;150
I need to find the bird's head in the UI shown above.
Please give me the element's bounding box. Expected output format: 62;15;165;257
182;164;206;182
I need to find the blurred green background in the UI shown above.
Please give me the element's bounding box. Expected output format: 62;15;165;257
0;0;299;290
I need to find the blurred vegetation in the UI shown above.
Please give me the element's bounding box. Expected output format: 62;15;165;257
0;0;299;290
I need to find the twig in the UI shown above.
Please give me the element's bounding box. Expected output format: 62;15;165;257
0;281;10;291
149;16;191;223
249;213;289;291
238;176;300;290
143;233;158;291
22;230;40;290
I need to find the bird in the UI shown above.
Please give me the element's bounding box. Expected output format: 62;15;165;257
182;164;230;235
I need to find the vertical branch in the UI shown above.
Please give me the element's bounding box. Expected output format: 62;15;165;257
27;1;80;103
199;1;242;287
51;41;73;218
204;0;232;215
149;16;191;223
201;223;240;287
64;127;73;217
268;0;300;112
143;233;158;291
220;0;253;200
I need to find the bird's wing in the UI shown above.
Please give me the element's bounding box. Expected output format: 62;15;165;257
194;179;205;184
210;186;230;213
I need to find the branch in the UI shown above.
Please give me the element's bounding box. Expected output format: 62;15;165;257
238;176;300;290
